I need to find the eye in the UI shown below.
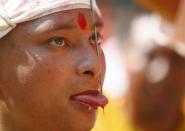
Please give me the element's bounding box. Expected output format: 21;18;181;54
89;33;103;45
48;37;67;47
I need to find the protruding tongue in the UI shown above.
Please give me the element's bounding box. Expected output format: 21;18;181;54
71;93;108;108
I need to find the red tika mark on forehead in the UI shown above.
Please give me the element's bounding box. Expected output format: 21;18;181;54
78;12;87;30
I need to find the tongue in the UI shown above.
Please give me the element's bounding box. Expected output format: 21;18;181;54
71;94;108;108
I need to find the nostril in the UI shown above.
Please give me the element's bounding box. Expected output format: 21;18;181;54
83;70;94;76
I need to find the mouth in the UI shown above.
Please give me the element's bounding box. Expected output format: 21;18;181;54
70;90;108;111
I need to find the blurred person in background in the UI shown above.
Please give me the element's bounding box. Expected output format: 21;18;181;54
125;0;185;130
93;0;185;130
126;46;185;131
125;37;185;131
115;11;185;131
94;12;185;131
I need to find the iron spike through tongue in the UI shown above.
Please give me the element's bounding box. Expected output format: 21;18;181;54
90;0;103;95
90;0;105;114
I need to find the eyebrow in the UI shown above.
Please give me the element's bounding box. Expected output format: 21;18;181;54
33;20;75;35
52;24;75;31
34;19;104;35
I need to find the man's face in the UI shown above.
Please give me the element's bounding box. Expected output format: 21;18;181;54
0;9;106;131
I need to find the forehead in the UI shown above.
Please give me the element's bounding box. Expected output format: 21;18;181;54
16;9;103;35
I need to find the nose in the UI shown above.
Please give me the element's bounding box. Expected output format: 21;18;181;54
76;54;99;78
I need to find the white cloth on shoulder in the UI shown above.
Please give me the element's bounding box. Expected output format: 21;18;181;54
0;0;100;39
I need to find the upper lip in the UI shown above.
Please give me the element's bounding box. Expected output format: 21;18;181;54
70;90;108;109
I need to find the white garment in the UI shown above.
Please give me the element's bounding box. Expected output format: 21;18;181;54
0;0;100;39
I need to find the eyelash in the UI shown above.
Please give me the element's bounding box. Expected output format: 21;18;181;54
89;33;103;46
47;37;68;48
46;33;103;48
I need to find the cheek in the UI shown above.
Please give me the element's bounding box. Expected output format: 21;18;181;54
33;60;64;83
16;51;38;85
14;59;69;112
15;51;65;91
24;46;75;91
24;50;62;81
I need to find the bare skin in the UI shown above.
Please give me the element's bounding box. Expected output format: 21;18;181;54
0;9;106;131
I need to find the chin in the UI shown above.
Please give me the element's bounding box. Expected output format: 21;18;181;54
71;123;95;131
68;111;97;131
64;120;95;131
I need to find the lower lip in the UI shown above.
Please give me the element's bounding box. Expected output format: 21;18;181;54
70;99;98;112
